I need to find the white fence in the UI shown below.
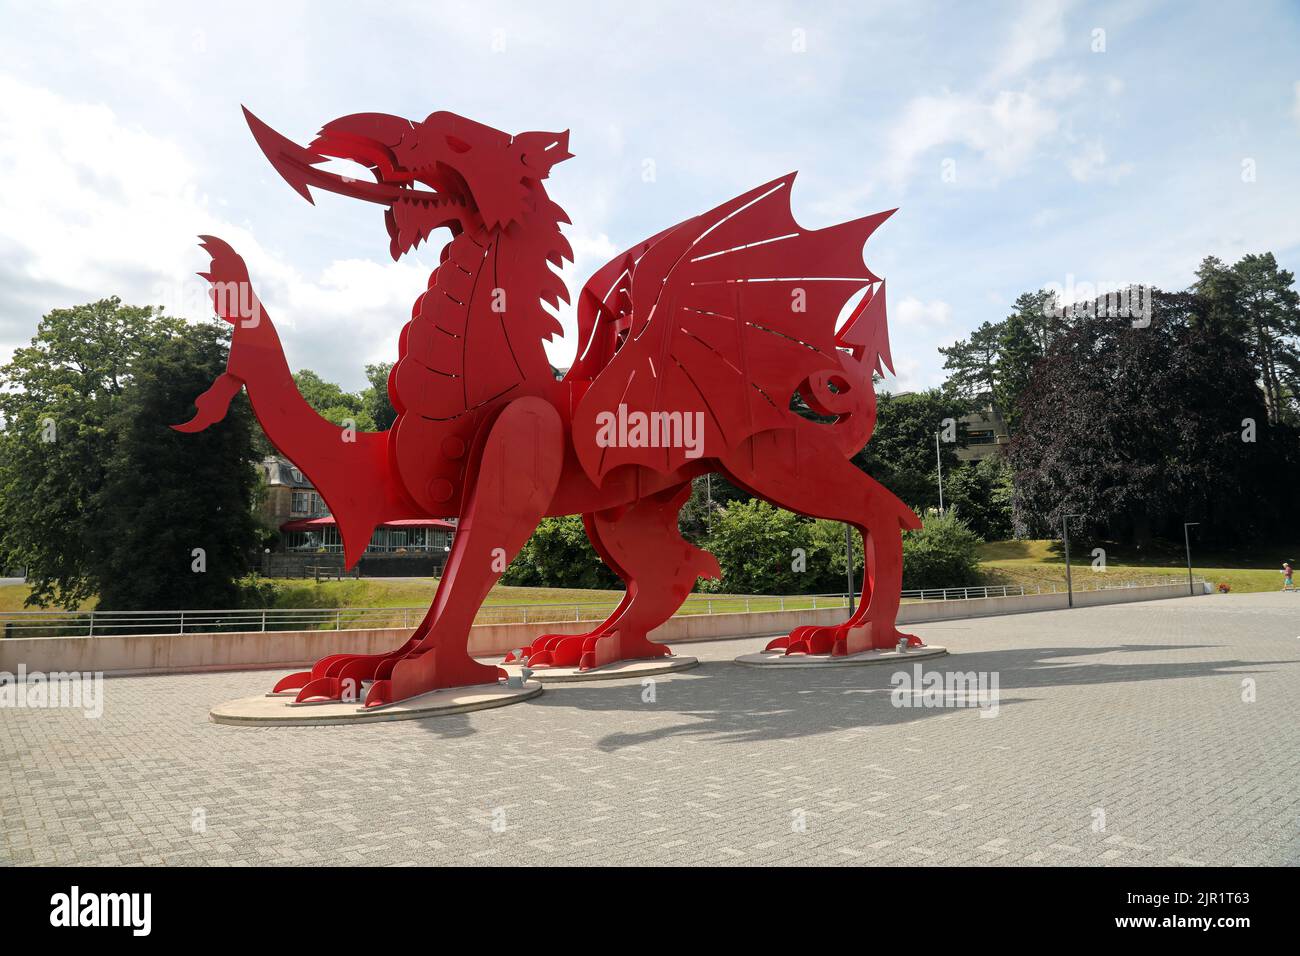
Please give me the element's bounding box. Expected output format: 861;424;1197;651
0;577;1201;639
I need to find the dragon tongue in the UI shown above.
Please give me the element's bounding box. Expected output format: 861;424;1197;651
244;107;325;203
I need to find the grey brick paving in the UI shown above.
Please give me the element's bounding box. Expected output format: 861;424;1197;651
1;592;1298;866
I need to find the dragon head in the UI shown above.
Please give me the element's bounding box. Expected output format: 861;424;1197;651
244;107;573;260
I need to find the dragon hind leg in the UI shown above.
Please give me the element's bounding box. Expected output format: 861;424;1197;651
522;482;720;672
277;397;564;706
722;433;922;656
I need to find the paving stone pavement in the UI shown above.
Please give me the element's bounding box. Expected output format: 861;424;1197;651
2;592;1298;866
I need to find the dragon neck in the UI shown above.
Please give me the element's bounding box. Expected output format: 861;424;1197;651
476;202;569;381
393;201;569;420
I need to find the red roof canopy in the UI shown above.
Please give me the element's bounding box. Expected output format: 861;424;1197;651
280;516;456;532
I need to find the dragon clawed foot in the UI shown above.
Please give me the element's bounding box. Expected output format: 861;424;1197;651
274;635;507;708
275;646;427;708
519;629;670;672
765;622;924;657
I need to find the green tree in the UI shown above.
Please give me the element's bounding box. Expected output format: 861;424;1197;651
807;518;863;593
0;299;182;608
700;499;812;594
293;369;376;431
501;515;620;590
994;310;1044;432
91;322;262;610
1009;290;1300;546
939;289;1060;433
944;456;1014;541
362;362;397;430
854;390;970;510
678;472;750;542
938;320;1001;401
902;509;983;589
1237;252;1300;423
1191;256;1246;338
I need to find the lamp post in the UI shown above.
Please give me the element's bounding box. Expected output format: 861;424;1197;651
935;431;945;514
1183;522;1199;596
845;524;856;615
706;473;713;528
1062;513;1083;608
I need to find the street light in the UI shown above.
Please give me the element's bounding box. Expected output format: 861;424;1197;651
1062;513;1083;607
706;473;713;529
845;524;856;615
1183;522;1200;596
935;431;945;514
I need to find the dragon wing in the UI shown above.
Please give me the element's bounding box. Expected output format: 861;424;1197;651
571;173;895;483
564;222;680;383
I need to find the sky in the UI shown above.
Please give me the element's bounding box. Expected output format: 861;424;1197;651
1;0;1298;393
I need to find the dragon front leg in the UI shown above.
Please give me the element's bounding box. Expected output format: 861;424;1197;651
171;236;270;433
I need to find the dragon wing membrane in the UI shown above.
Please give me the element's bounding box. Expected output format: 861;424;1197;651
572;173;895;483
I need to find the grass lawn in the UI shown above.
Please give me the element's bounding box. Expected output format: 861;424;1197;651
253;579;844;618
0;576;846;619
258;578;629;610
978;539;1297;594
0;585;92;613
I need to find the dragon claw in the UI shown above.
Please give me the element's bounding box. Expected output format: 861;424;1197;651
766;622;923;657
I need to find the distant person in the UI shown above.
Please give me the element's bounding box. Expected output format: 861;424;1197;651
1283;562;1295;591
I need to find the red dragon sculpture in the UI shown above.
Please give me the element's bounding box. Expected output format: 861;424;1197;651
176;107;922;708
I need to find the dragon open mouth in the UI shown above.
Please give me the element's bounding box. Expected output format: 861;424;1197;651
244;106;572;259
244;107;471;260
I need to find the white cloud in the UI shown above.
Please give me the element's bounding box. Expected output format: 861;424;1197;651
990;0;1071;83
1031;207;1062;228
0;73;427;389
0;74;202;299
886;89;1060;186
879;1;1109;190
1293;81;1300;127
1065;139;1133;183
894;297;953;330
875;297;956;392
882;1;1084;188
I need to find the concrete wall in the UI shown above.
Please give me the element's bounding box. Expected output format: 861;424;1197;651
0;582;1195;677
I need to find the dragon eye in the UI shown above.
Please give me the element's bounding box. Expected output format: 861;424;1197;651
445;135;471;154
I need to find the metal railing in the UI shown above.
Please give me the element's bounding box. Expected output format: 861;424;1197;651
0;593;848;638
899;576;1199;602
0;577;1200;639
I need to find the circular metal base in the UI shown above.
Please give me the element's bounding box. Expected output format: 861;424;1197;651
210;680;542;726
505;656;699;683
734;645;949;668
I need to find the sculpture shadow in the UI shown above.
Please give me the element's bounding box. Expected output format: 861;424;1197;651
512;642;1295;751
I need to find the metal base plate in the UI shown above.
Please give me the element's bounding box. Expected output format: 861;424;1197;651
734;645;949;668
210;680;542;726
